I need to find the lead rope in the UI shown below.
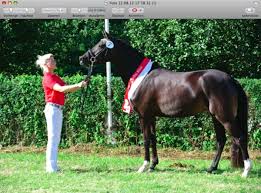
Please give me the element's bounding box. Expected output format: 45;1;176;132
80;60;94;115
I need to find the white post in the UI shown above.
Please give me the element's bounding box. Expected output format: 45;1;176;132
105;19;114;144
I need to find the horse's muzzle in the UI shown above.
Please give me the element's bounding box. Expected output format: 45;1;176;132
79;59;84;66
79;55;87;66
79;50;93;66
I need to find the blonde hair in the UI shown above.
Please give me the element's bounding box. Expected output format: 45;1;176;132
36;53;53;70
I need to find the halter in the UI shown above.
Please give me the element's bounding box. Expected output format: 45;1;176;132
87;49;96;66
86;44;109;67
79;50;95;115
84;38;113;68
82;47;105;80
80;39;111;114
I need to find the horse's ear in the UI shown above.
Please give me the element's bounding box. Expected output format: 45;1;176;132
102;30;107;38
103;30;111;39
103;30;110;39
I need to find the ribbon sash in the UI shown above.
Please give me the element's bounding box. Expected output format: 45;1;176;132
122;58;153;114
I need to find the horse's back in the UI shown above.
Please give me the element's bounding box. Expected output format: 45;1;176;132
132;68;238;119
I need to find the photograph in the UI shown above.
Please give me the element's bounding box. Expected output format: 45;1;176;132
0;1;260;192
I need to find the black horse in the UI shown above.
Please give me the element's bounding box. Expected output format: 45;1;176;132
79;32;252;177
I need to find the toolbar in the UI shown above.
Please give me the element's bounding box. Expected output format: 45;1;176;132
0;0;260;19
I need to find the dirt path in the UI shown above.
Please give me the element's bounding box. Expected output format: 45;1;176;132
1;144;260;160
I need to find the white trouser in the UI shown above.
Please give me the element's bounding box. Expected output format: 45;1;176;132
44;103;63;172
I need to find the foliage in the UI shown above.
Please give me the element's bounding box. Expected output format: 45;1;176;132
124;19;260;78
0;74;260;150
240;79;261;149
0;19;260;78
0;20;106;75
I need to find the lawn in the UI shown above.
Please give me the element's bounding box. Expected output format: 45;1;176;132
0;146;260;193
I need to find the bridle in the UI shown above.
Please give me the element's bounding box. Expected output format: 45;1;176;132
81;38;112;65
79;50;95;115
80;40;110;114
87;49;96;66
87;40;110;64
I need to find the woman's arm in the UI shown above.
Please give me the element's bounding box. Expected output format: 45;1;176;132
53;81;87;93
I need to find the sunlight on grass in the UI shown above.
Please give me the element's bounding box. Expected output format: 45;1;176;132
0;150;260;193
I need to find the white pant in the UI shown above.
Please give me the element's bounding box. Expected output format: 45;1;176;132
44;103;63;172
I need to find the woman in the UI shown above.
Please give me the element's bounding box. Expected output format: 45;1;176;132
36;53;87;173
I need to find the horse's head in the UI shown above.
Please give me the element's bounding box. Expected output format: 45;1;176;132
79;31;115;66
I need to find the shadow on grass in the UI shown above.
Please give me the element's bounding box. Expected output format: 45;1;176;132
156;166;261;178
70;167;137;173
69;165;224;175
155;167;225;174
69;163;261;177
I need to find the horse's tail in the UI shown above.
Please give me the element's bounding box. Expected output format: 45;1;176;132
230;78;248;168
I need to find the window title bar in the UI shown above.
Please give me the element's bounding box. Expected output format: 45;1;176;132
0;0;260;19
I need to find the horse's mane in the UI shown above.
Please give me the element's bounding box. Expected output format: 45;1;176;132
114;37;144;57
116;38;131;46
112;36;160;69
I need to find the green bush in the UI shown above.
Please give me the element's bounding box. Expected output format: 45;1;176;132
0;74;260;150
124;20;260;78
0;20;260;78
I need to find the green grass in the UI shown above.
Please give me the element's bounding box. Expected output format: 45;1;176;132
0;150;260;193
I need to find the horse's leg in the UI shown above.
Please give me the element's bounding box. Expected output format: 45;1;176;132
149;117;159;172
234;127;251;177
207;117;227;173
223;121;252;177
239;135;251;177
138;117;151;173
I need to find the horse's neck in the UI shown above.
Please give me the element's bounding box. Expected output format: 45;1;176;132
115;59;160;86
111;41;161;86
112;48;144;86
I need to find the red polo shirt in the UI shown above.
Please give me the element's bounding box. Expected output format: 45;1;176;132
42;72;65;105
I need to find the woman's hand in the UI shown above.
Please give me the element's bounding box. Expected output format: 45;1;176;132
79;80;88;88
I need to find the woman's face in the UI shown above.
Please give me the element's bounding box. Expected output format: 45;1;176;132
46;56;57;70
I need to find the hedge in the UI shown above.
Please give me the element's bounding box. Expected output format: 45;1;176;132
124;20;260;78
0;74;260;150
1;20;260;78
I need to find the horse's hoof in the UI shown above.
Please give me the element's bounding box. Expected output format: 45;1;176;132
137;166;149;173
242;166;252;178
148;168;155;172
207;167;217;174
137;161;150;173
242;159;252;178
242;172;248;178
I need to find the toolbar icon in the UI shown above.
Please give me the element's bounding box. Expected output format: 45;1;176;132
112;8;125;14
252;0;260;6
1;0;18;5
245;7;255;13
3;7;35;14
71;8;88;14
128;7;144;14
42;8;67;14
